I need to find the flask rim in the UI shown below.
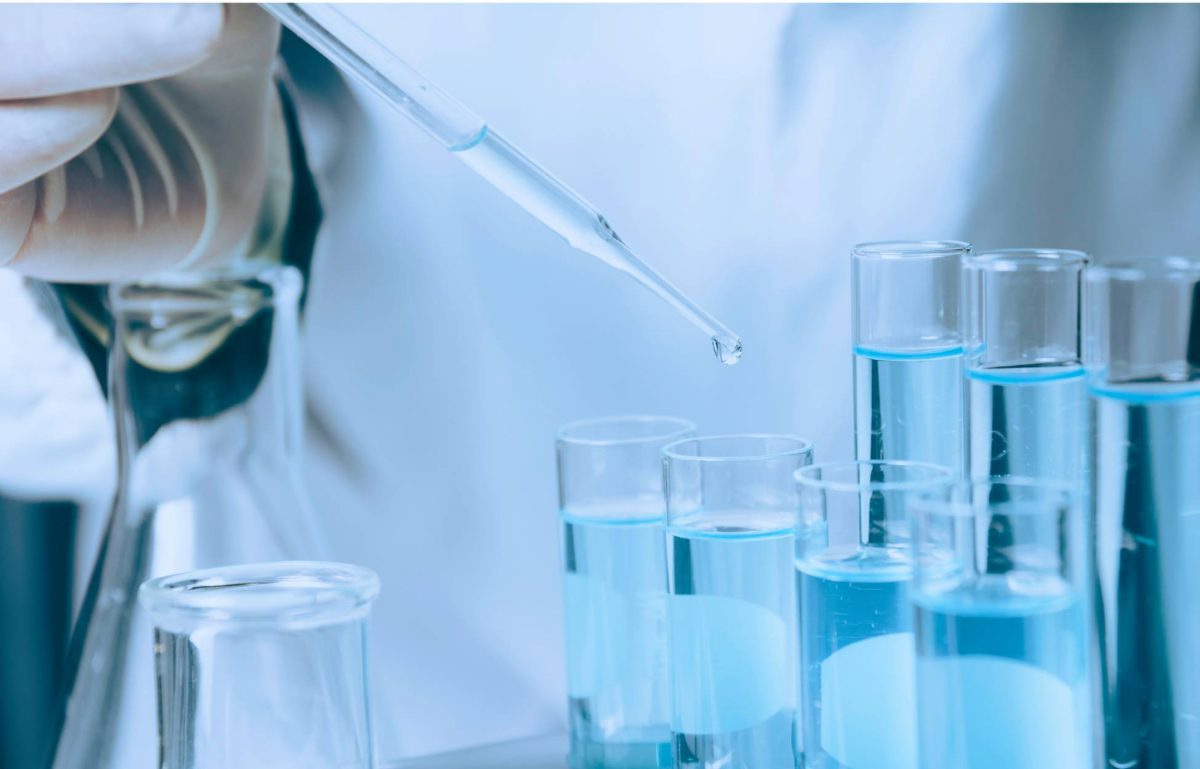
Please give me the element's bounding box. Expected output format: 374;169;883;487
109;264;302;313
139;560;380;631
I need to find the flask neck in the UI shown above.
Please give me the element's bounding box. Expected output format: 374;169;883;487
109;268;304;484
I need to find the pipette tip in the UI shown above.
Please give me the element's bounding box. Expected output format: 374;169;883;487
713;337;743;366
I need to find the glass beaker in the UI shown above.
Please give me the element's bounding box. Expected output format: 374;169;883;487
911;479;1096;769
46;266;327;769
852;241;970;480
1087;256;1200;768
557;416;696;769
962;249;1091;486
138;561;380;769
794;460;954;769
662;434;814;769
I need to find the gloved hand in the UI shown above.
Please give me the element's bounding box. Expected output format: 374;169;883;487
0;4;284;282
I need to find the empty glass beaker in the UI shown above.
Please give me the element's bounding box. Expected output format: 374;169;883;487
963;249;1090;486
1088;256;1200;768
557;415;696;769
138;561;380;769
911;479;1096;769
794;460;953;769
852;241;970;479
663;434;814;769
46;266;327;769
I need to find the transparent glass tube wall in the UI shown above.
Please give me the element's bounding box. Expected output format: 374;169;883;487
662;435;813;769
1088;256;1200;769
139;562;380;769
963;249;1090;486
795;460;953;769
556;416;695;769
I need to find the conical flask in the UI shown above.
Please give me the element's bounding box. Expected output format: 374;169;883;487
46;265;327;769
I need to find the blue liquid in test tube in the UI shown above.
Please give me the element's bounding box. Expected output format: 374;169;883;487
795;462;953;769
557;416;696;769
912;481;1095;769
1089;255;1200;769
851;241;971;484
663;436;813;769
963;249;1091;487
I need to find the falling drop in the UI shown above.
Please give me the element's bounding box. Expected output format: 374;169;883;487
713;337;743;366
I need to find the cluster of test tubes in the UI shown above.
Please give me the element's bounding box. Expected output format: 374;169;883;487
557;243;1200;769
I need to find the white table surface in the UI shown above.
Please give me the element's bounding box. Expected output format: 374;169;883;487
389;734;569;769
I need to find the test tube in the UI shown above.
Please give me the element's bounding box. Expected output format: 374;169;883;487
137;561;381;769
794;460;954;769
963;249;1091;486
556;416;696;769
662;434;814;769
911;480;1095;769
852;241;971;481
1088;256;1200;768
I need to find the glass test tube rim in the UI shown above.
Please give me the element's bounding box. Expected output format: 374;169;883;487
795;459;956;495
138;560;381;629
852;240;972;260
911;477;1076;520
661;433;814;464
109;264;302;313
1089;254;1200;281
967;248;1091;273
556;415;696;448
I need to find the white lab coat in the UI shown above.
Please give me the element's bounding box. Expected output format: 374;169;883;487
5;4;1200;765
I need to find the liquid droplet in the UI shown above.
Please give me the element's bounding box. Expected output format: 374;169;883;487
713;337;743;366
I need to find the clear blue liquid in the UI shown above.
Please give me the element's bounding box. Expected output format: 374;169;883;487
797;551;915;769
914;586;1094;769
562;515;672;769
1093;390;1200;768
967;365;1088;485
668;522;797;769
854;348;964;480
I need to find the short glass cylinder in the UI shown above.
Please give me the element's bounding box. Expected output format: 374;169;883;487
1087;255;1200;395
554;415;695;769
909;479;1096;769
963;249;1090;369
138;561;381;769
852;241;972;354
662;435;813;769
792;460;953;769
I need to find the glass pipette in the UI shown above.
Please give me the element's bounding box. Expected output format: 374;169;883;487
264;3;743;364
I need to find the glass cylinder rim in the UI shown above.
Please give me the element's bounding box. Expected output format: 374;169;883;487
795;460;954;493
138;560;380;628
852;240;972;260
661;433;813;464
556;415;696;447
1089;255;1200;281
967;248;1090;272
109;263;303;313
913;477;1076;519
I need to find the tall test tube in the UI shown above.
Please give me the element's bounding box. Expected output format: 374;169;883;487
852;241;970;487
1088;256;1200;769
963;249;1090;486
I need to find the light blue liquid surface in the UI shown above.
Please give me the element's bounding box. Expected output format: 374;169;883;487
967;364;1087;485
668;520;797;769
855;347;964;481
562;514;672;769
796;549;916;769
1093;388;1200;768
914;584;1094;769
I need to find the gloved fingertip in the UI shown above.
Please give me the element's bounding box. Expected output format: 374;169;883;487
0;181;37;269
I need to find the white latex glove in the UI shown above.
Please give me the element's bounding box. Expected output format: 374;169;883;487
0;4;283;282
